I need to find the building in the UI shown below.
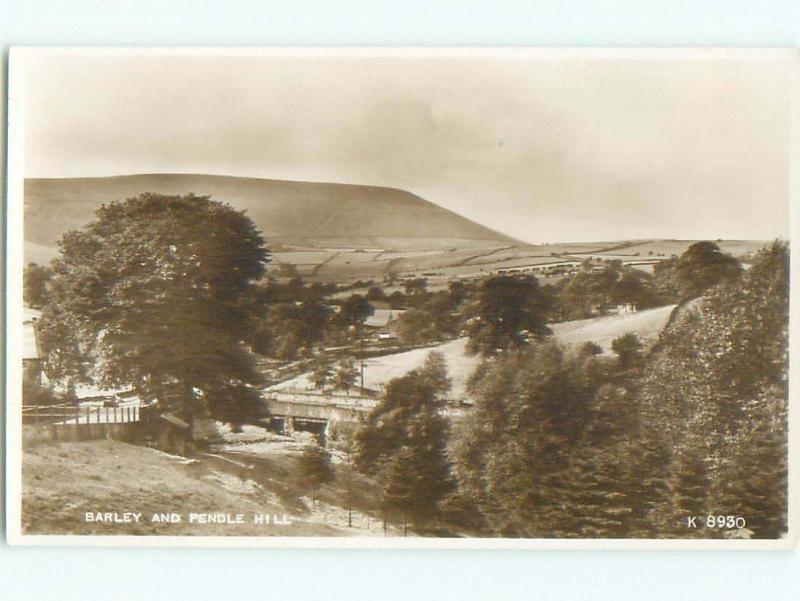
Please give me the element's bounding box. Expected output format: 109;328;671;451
23;307;45;386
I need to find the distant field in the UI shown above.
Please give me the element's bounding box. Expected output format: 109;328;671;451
268;239;771;283
568;239;769;261
271;251;336;265
26;236;771;284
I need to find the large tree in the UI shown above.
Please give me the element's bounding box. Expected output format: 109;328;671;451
38;193;270;432
336;294;375;330
297;445;335;508
465;275;553;356
672;241;742;297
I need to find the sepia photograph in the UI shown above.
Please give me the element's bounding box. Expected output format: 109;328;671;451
5;48;796;547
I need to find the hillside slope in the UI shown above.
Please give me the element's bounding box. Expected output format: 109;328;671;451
22;438;392;536
636;242;789;538
25;174;516;250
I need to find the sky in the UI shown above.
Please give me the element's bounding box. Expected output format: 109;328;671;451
19;50;793;243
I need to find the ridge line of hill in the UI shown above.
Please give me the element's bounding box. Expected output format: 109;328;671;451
25;173;521;250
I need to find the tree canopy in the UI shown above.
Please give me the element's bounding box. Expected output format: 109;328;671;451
355;369;453;528
553;263;662;320
336;294;375;330
297;445;335;507
672;241;742;297
39;193;270;425
465;275;553;356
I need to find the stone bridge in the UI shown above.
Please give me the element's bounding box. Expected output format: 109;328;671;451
261;389;469;445
261;390;377;444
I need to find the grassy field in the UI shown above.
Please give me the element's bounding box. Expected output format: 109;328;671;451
550;304;676;354
272;305;677;402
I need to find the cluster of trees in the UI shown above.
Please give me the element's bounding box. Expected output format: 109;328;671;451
395;282;471;345
651;241;743;302
311;355;359;393
359;284;411;309
464;275;553;355
249;287;374;359
635;241;788;538
392;241;744;355
353;352;454;533
545;241;744;322
394;275;557;354
449;242;787;538
352;242;786;539
250;300;333;359
551;262;663;321
452;335;651;537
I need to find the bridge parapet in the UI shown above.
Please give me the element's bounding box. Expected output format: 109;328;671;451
263;390;377;424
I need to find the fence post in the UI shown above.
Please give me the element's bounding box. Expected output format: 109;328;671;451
96;407;101;424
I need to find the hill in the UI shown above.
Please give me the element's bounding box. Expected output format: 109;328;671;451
24;175;770;284
25;173;516;251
